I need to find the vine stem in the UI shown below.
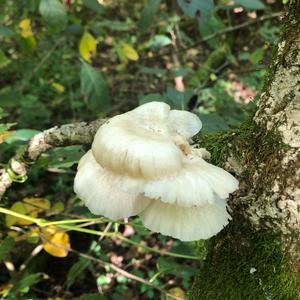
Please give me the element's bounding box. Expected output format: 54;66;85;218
0;208;201;260
0;207;38;224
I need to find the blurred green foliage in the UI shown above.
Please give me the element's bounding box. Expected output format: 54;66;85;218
0;0;283;299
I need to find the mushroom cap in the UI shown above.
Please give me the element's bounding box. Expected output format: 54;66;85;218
74;151;150;220
127;101;170;127
143;155;239;207
139;197;231;241
168;109;202;139
92;103;184;180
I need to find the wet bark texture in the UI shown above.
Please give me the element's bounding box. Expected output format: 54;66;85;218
189;1;300;299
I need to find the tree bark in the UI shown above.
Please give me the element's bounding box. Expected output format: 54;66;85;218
189;2;300;299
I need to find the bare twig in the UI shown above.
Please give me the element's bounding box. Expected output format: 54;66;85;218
200;12;282;43
0;119;106;198
141;12;282;61
32;233;183;300
19;244;44;271
71;248;184;300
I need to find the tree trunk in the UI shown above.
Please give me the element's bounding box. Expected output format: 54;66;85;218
189;2;300;299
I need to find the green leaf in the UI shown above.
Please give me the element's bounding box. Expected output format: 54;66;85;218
0;26;14;37
39;0;67;27
139;0;161;35
80;61;110;112
19;36;37;53
73;294;107;300
259;23;280;44
239;52;250;61
0;50;11;68
249;48;265;65
46;145;85;169
18;273;43;293
165;86;194;110
145;34;172;49
97;275;110;286
5;129;40;144
0;237;15;262
19;95;50;127
82;0;105;14
113;41;127;62
234;0;265;10
139;67;167;76
0;87;21;108
116;275;127;283
171;241;201;257
67;257;91;289
157;257;198;277
139;93;164;105
171;67;192;78
198;113;230;133
177;0;214;23
95;20;134;32
199;15;224;49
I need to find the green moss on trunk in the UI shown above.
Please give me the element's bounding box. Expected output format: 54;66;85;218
188;222;300;300
189;2;300;299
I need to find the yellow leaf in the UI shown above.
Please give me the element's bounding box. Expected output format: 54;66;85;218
19;18;33;38
23;197;51;213
5;201;37;227
42;225;56;239
210;73;217;81
0;131;14;144
52;202;65;213
167;287;185;299
43;227;70;258
79;31;97;62
7;231;19;238
122;43;139;61
0;283;13;297
51;82;65;93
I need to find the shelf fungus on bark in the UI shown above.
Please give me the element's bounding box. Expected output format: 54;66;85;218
74;102;239;241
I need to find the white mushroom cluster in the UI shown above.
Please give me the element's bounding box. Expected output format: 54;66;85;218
74;102;239;241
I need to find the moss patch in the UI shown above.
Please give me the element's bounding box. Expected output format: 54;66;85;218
194;112;292;196
188;222;300;300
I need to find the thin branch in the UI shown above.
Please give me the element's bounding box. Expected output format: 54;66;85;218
0;119;105;198
25;232;184;300
201;12;282;43
71;248;184;300
141;12;282;61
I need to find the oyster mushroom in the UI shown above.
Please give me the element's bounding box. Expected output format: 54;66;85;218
74;101;239;241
